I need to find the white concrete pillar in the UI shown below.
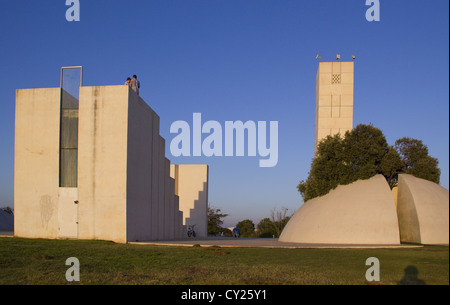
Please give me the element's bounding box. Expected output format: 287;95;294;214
163;159;171;240
157;136;166;240
151;111;160;240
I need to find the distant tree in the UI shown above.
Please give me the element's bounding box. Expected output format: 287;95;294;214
207;207;228;236
394;137;440;184
236;219;256;237
270;207;291;238
256;218;276;238
0;206;13;215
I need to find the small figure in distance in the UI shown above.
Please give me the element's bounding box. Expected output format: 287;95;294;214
131;75;140;95
232;227;240;238
124;77;131;87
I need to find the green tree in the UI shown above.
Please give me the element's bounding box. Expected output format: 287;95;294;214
380;146;404;188
236;219;256;237
298;124;405;201
207;207;228;236
340;124;389;183
298;126;441;202
256;218;276;238
407;156;440;183
297;133;346;201
395;137;429;169
270;207;291;238
394;137;440;183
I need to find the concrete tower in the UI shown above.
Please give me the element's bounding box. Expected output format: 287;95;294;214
314;61;354;153
14;84;209;243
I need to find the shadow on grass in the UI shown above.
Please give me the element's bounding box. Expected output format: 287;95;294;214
397;265;426;285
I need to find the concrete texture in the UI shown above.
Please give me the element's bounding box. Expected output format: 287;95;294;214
14;88;62;239
314;61;354;153
279;175;401;245
14;85;201;243
392;186;398;208
397;174;449;245
125;87;155;242
170;164;209;238
78;86;129;243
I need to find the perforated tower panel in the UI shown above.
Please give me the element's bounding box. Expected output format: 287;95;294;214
314;61;354;153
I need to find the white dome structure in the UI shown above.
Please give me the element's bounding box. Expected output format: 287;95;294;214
279;175;401;244
397;174;449;245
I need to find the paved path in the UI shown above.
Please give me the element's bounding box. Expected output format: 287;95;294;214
129;237;422;249
0;233;424;248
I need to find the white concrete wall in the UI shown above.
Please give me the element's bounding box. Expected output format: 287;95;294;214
280;175;401;244
125;88;154;242
79;86;187;242
163;158;171;240
15;85;186;243
169;178;176;240
15;88;80;240
14;88;62;239
170;164;209;238
78;86;129;243
150;111;160;240
397;174;449;245
157;137;166;240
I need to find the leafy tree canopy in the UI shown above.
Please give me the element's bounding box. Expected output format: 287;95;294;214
297;124;440;202
236;219;256;237
207;207;228;236
256;218;277;238
394;137;440;184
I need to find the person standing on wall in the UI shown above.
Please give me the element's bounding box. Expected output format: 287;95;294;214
131;75;140;95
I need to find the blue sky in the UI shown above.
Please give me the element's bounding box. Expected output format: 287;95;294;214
0;0;448;227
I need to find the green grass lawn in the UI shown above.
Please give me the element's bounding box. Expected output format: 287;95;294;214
0;237;448;285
